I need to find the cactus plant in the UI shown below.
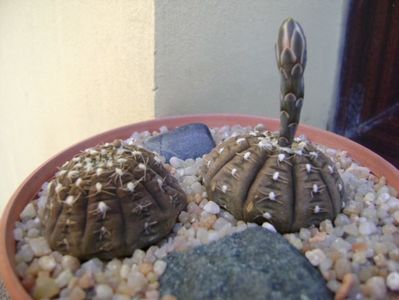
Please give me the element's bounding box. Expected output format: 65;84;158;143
201;18;345;233
40;140;186;260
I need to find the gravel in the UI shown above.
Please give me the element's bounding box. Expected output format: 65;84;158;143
11;124;399;299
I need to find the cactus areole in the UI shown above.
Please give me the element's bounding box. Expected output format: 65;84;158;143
40;140;186;260
201;18;346;233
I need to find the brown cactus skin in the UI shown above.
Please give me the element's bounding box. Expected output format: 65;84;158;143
40;140;186;260
201;18;345;233
202;133;345;233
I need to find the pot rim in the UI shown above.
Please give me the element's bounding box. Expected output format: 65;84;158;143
1;113;398;300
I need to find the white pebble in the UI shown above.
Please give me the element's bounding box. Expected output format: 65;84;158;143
61;255;80;272
105;259;122;275
347;165;370;178
38;255;56;271
13;228;24;241
343;223;358;236
334;214;350;226
20;202;36;220
81;258;104;273
183;166;196;176
27;228;40;238
366;276;387;299
208;230;220;242
305;248;327;266
392;211;399;224
284;233;303;250
154;247;167;259
262;222;277;233
28;237;51;256
213;218;231;231
113;295;130;300
203;201;220;214
145;290;160;300
299;228;311;240
169;157;184;168
157;126;168;134
359;220;377;236
364;192;376;203
387;272;399;291
153;260;167;276
326;280;341;293
332;238;352;252
219;210;236;224
127;270;147;291
95;284;114;299
191;182;203;194
16;244;34;263
55;269;73;288
119;264;130;279
132;249;146;264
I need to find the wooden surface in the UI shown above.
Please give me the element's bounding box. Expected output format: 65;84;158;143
333;0;399;168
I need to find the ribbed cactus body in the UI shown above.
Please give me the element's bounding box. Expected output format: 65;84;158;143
41;140;186;260
202;132;345;233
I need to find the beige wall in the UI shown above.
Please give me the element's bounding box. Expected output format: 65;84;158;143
0;1;347;215
0;1;155;213
155;0;348;129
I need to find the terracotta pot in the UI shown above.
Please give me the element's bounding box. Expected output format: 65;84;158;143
1;114;398;299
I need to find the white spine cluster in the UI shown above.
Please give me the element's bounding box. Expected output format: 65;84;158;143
244;152;251;160
236;138;246;144
65;195;75;206
97;201;110;219
263;211;272;219
96;182;102;193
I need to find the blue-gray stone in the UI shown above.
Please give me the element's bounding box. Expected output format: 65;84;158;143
160;227;332;300
143;123;215;162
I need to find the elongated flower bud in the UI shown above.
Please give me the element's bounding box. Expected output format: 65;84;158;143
276;18;307;147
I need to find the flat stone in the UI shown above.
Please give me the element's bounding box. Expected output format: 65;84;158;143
143;123;215;162
160;227;331;300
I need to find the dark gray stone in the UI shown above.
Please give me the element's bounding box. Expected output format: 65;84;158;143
143;123;215;162
160;227;332;300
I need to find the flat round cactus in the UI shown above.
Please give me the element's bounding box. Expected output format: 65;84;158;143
201;18;345;233
202;133;345;233
41;140;186;260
